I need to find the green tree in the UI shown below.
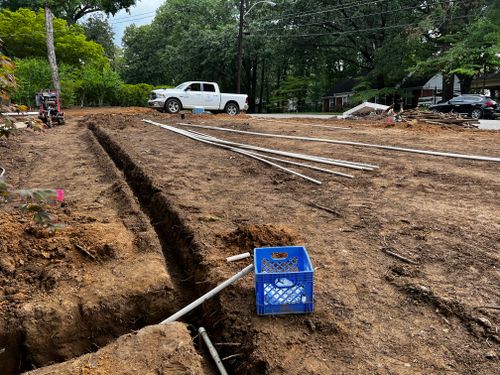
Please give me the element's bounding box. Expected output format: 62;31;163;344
75;64;122;106
411;0;494;99
10;58;76;107
0;0;138;23
81;13;116;59
0;38;17;97
416;2;500;93
0;8;106;65
121;0;237;88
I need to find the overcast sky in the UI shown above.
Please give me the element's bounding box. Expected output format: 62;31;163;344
107;0;164;45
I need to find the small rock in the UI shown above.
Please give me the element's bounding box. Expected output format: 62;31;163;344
485;351;497;360
12;293;27;302
478;317;492;328
0;256;16;274
417;285;430;293
4;287;17;295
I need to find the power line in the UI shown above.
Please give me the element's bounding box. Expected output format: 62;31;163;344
259;0;392;22
257;14;474;39
257;0;452;31
0;4;478;39
108;10;156;22
109;14;155;25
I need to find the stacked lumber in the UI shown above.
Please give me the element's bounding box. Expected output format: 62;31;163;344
401;109;479;128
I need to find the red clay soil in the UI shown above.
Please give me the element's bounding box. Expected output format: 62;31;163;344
25;322;205;375
1;106;498;374
84;110;499;374
0;112;180;374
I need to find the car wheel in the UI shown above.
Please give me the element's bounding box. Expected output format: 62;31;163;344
225;102;240;115
165;99;181;114
470;108;483;119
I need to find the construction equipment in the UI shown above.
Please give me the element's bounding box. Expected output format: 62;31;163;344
36;90;65;127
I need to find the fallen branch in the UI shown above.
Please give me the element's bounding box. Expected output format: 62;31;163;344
214;342;242;347
221;353;243;361
75;244;96;260
381;247;418;265
475;306;500;311
308;201;342;217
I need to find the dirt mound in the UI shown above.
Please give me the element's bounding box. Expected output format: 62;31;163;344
224;223;301;251
0;211;74;318
25;322;205;375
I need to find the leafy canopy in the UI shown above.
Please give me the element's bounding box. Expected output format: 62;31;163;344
0;0;137;23
0;8;107;65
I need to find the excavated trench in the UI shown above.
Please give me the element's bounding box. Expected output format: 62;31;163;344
1;129;180;374
88;123;261;374
1;121;260;374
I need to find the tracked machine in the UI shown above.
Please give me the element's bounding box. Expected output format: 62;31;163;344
36;90;65;127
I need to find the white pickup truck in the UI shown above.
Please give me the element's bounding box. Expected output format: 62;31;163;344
147;81;248;115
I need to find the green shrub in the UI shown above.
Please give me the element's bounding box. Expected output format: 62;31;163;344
10;58;75;108
116;83;153;107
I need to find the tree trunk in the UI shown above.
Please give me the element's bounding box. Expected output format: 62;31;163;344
258;58;265;113
458;75;473;94
45;6;60;93
248;60;257;113
442;74;454;102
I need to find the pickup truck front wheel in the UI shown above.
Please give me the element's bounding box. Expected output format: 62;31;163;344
224;102;240;115
165;98;181;114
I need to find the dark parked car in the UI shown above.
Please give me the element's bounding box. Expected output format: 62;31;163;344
429;94;498;119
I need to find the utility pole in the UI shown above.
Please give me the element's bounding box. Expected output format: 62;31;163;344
236;0;244;94
45;4;60;93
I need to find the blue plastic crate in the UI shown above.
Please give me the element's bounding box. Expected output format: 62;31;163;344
254;246;314;315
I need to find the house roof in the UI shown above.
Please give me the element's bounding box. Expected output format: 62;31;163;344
399;76;430;89
323;78;357;97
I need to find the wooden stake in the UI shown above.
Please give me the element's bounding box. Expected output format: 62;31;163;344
381;248;418;265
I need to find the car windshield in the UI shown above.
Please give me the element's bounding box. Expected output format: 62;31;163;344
175;82;189;90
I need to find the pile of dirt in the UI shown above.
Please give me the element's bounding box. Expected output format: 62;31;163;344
224;223;301;252
25;322;206;375
0;211;74;320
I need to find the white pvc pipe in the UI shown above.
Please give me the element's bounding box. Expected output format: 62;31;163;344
231;149;322;185
143;119;374;171
160;264;254;324
0;167;5;177
198;327;228;375
1;112;38;116
176;122;376;169
143;122;323;183
242;150;354;178
226;252;251;262
176;122;500;163
204;136;373;170
252;118;351;130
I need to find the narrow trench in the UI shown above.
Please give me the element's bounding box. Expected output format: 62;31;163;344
88;124;257;374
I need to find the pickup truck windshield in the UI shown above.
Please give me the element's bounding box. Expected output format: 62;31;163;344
175;83;189;90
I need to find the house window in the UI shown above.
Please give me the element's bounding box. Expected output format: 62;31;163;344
342;96;348;105
329;98;334;111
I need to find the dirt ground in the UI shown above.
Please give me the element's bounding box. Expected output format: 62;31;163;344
1;107;499;374
26;322;205;375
